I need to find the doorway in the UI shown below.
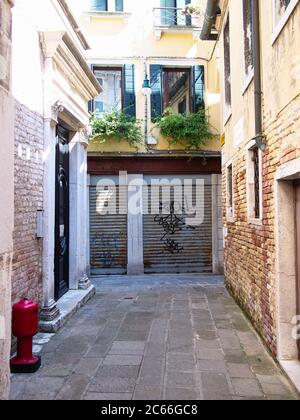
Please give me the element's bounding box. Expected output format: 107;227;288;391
54;125;70;301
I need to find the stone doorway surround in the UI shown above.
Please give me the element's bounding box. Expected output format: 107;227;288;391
38;31;101;332
275;157;300;392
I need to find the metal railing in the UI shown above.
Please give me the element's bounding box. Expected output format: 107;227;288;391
153;7;200;28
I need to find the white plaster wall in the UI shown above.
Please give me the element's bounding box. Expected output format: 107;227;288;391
11;0;99;318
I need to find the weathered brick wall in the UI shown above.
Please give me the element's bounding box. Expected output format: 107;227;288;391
12;101;44;307
224;94;300;356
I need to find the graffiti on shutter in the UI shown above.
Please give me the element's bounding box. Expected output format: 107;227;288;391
143;175;212;274
89;176;127;275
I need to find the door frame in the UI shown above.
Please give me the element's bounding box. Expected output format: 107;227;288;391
54;124;70;301
275;159;300;362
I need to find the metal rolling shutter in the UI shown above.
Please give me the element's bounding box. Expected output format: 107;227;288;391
143;175;212;274
89;176;127;275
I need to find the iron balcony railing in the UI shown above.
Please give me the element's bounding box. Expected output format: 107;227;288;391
153;7;201;28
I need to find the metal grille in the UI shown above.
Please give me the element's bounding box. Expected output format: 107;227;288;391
253;147;260;219
143;176;212;274
153;7;195;27
89;178;127;275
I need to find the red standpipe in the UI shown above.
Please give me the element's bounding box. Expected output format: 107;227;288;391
10;299;41;373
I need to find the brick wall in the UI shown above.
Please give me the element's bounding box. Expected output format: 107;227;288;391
224;94;300;356
12;101;44;306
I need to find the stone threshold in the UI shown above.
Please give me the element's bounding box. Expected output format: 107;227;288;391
39;285;96;333
280;360;300;395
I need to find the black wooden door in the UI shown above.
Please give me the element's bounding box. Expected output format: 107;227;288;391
54;125;70;301
295;181;300;360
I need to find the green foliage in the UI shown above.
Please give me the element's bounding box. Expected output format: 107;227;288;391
90;111;143;148
155;109;213;149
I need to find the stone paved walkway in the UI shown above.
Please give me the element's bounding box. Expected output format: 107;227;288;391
10;275;299;400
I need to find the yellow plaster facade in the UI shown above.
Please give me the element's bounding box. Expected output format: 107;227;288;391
69;0;221;154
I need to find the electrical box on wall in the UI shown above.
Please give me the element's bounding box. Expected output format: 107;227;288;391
36;210;44;239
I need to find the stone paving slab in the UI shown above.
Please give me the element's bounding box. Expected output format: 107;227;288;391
10;274;299;400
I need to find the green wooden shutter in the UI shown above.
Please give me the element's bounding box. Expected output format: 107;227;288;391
192;65;205;112
150;65;163;122
91;0;108;11
122;65;136;118
115;0;124;12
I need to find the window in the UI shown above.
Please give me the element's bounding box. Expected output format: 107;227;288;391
150;65;204;120
115;0;124;12
223;15;232;120
227;163;234;219
163;69;191;114
90;65;136;117
242;0;254;81
275;0;292;24
160;0;192;26
93;68;122;115
90;0;108;11
247;145;262;221
90;0;124;12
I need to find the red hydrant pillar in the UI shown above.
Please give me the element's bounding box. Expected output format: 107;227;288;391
10;299;41;373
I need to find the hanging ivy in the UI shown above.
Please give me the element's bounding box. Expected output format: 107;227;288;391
90;111;143;148
155;109;213;149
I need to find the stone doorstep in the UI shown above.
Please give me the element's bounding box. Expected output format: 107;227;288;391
280;360;300;395
39;285;96;334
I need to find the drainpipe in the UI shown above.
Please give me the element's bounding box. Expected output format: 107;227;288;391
252;0;266;151
200;0;220;40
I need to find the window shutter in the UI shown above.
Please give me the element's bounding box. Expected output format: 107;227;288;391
122;64;136;118
150;65;163;122
90;0;108;11
115;0;124;12
192;65;205;112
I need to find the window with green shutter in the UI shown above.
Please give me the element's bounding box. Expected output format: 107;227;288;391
89;65;136;117
115;0;124;12
160;0;177;25
90;0;108;11
160;0;192;26
150;65;205;119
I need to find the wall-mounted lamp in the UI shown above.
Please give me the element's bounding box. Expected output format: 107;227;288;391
142;65;152;146
142;75;152;96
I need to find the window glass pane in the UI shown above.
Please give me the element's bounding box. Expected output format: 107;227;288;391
223;16;231;108
115;0;124;12
160;0;177;25
242;0;253;78
93;69;122;115
90;0;108;11
163;69;190;114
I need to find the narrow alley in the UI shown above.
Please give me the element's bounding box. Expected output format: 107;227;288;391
1;0;300;403
10;276;297;400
